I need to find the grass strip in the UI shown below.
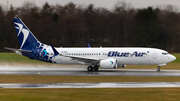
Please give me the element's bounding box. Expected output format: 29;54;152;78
0;53;43;63
0;88;180;101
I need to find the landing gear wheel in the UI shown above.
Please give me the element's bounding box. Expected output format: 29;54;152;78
94;66;99;71
157;67;160;72
87;66;93;71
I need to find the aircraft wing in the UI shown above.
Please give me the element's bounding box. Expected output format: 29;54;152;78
60;54;100;65
4;47;32;52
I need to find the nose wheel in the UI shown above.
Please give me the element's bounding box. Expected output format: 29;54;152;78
157;67;161;72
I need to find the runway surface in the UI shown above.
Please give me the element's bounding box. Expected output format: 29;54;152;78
0;64;179;76
0;69;180;76
1;82;180;88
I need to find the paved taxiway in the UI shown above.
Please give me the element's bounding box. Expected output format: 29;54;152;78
1;82;180;88
0;69;180;76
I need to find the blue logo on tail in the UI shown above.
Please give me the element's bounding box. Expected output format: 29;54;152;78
14;18;40;50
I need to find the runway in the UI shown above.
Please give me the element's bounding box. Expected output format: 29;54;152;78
1;82;180;88
0;69;180;77
0;65;180;88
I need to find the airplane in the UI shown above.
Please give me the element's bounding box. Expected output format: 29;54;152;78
5;18;176;72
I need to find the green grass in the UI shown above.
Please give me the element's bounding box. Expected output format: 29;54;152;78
0;53;45;64
172;53;180;63
0;88;180;101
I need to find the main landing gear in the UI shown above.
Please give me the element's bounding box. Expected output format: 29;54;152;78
157;66;161;72
87;65;99;71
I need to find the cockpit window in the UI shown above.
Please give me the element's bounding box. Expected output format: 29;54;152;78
162;53;169;55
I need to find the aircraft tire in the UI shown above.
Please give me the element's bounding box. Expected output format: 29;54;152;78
87;66;93;71
157;67;160;72
94;66;99;71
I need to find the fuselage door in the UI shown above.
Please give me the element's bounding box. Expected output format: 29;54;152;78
153;50;157;59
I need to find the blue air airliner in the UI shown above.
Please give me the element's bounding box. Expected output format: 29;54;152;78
5;18;176;72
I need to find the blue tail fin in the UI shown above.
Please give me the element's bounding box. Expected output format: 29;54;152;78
14;18;41;50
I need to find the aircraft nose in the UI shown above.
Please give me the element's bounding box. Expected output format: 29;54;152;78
169;55;176;62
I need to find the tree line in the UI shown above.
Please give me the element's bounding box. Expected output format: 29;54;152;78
0;1;180;52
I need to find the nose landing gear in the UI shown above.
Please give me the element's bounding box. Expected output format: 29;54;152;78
157;66;161;72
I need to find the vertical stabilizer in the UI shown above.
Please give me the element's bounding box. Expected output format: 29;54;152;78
14;18;41;50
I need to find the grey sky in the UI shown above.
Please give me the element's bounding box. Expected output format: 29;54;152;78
1;0;180;10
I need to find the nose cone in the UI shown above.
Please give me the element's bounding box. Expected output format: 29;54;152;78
169;55;176;62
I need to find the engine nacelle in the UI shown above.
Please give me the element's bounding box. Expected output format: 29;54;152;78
100;59;117;69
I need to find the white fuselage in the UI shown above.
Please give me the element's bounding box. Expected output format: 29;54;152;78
38;47;175;66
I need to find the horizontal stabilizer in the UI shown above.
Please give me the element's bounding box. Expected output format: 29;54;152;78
4;47;32;52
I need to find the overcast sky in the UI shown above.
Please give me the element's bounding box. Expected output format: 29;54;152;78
1;0;180;10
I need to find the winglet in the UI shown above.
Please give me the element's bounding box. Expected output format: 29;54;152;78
87;43;91;48
50;44;59;56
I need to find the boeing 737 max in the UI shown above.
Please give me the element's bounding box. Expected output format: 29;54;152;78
5;18;176;72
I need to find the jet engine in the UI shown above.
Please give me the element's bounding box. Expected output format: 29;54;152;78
100;59;117;69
